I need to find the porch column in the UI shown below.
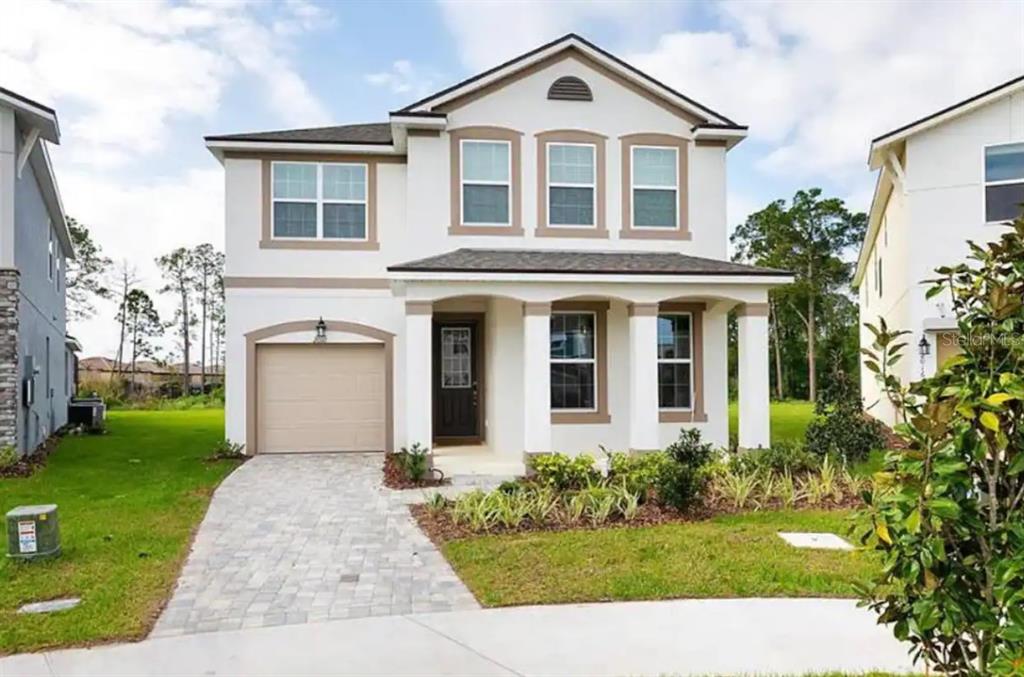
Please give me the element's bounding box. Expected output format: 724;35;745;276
405;301;432;448
628;303;660;452
737;303;770;448
523;302;552;454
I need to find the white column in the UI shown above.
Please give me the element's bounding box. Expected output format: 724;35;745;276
405;301;432;449
523;302;551;454
628;303;660;452
737;303;770;449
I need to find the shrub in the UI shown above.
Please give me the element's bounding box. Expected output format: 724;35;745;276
729;440;818;475
207;440;245;461
857;216;1024;674
529;452;600;491
0;444;17;470
606;451;670;498
656;428;715;511
804;362;887;462
394;442;431;483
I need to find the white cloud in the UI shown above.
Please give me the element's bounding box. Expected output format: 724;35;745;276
627;1;1024;179
365;60;442;98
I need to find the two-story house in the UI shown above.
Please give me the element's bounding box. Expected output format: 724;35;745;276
0;86;75;455
206;34;790;471
856;74;1024;425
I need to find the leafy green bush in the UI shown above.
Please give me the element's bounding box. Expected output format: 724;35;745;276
0;444;17;470
729;440;819;475
529;452;600;491
206;440;246;461
858;217;1024;674
446;483;641;532
394;442;431;483
656;429;715;511
804;363;887;462
606;451;670;498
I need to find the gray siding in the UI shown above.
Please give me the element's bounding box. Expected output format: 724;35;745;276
13;125;68;455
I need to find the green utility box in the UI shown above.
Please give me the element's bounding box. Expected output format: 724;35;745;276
6;504;61;560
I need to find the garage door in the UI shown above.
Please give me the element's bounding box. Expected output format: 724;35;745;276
256;343;386;453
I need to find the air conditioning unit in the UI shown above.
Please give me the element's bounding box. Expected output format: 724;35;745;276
6;504;61;560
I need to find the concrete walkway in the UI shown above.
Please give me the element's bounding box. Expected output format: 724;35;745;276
1;599;918;676
151;454;478;638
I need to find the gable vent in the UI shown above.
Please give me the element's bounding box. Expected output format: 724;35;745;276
547;76;593;102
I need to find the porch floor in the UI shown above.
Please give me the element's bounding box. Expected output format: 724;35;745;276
432;445;526;481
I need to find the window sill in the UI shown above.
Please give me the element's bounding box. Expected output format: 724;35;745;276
448;224;524;236
259;239;380;251
659;410;707;423
552;411;610;425
536;225;608;239
621;227;692;241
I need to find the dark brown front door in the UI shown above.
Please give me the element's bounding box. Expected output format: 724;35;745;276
433;317;481;441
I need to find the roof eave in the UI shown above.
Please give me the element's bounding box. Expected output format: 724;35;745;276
204;139;401;159
388;269;794;286
0;87;59;143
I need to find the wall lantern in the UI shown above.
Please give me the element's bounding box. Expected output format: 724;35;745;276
314;317;327;344
917;335;930;357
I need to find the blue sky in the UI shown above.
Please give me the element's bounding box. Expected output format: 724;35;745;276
2;0;1022;357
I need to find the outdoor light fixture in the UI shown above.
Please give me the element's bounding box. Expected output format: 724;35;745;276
918;335;930;357
314;317;327;344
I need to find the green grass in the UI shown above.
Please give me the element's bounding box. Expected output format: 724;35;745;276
729;400;815;446
0;409;238;654
444;509;877;607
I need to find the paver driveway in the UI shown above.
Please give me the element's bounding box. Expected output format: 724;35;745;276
151;454;478;637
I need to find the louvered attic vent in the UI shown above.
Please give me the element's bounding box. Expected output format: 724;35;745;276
547;76;593;102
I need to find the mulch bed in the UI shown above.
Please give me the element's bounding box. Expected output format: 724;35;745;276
412;491;859;545
382;453;449;490
0;432;64;478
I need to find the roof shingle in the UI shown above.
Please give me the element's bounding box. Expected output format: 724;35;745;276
205;123;392;145
388;248;789;277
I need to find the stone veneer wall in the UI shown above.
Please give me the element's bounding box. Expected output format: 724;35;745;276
0;269;18;450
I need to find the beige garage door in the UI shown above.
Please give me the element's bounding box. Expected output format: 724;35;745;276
257;343;386;453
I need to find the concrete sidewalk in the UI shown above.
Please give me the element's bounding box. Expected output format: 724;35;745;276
1;598;917;676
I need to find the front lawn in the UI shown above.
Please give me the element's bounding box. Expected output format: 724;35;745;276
729;399;815;445
0;409;237;654
444;509;876;607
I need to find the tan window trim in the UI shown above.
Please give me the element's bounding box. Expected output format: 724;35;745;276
620;133;691;241
535;130;608;239
260;155;383;251
449;126;524;236
658;302;706;423
550;300;609;425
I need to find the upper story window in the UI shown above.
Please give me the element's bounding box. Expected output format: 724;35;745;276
47;223;54;281
550;312;596;411
657;313;692;410
984;142;1024;223
55;253;61;292
547;143;595;227
461;140;511;225
631;146;678;229
875;254;883;298
271;161;367;240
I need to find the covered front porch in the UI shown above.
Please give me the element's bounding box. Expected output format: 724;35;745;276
392;250;790;473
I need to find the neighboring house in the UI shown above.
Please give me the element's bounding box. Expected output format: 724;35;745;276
206;34;791;469
0;86;75;455
79;356;224;393
855;74;1024;425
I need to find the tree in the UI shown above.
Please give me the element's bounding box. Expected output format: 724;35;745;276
109;260;141;378
859;217;1024;674
731;189;866;402
121;289;161;392
65;217;111;321
156;248;195;395
188;244;224;393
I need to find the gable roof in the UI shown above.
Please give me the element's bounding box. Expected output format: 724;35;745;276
205;122;392;145
868;72;1024;169
0;85;59;142
388;248;788;277
400;33;744;130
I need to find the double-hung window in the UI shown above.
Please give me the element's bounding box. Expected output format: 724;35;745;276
550;312;596;411
47;223;54;281
461;140;511;225
271;162;368;240
547;143;595;227
984;143;1024;223
632;146;678;228
657;313;692;410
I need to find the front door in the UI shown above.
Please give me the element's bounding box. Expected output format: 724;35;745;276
433;318;481;442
